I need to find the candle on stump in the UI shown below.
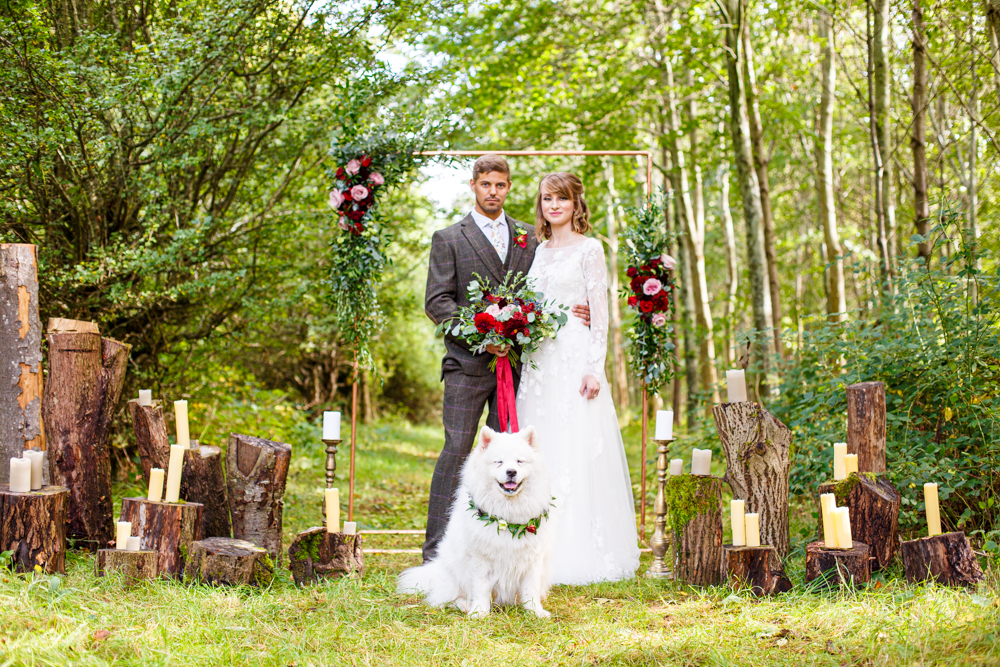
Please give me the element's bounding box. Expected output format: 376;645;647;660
323;412;341;441
116;521;132;550
726;369;747;403
174;400;190;449
23;450;44;490
138;390;152;407
343;521;357;536
325;488;340;533
833;442;848;481
148;468;165;502
844;454;859;476
834;507;853;548
9;457;31;493
669;459;684;476
126;536;141;552
691;449;713;476
731;500;746;546
745;513;761;547
924;483;942;537
654;410;673;440
820;493;839;549
164;444;185;503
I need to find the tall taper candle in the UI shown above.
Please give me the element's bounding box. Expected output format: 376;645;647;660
323;411;341;441
654;410;673;440
844;453;858;475
924;483;942;537
116;521;132;550
726;369;747;403
731;500;746;546
833;442;847;480
820;493;839;549
23;450;44;490
325;488;340;533
9;457;30;493
669;459;683;476
744;513;761;547
174;400;190;449
164;444;185;503
138;390;152;406
148;468;164;502
834;507;853;548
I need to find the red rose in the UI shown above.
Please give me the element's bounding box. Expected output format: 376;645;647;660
347;209;365;221
626;266;637;278
522;302;535;313
639;300;654;313
344;190;353;202
361;155;372;167
526;524;536;534
628;295;638;308
474;313;497;333
630;276;644;293
351;222;364;235
641;264;652;274
650;257;662;267
485;294;498;303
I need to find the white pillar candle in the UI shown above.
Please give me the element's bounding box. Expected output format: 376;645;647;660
833;442;847;480
820;493;839;549
174;400;190;448
9;457;31;493
669;459;684;476
148;468;165;502
654;410;673;440
116;521;132;550
343;521;357;536
691;449;713;476
323;412;341;440
23;450;44;490
126;536;141;552
924;483;941;537
164;444;185;503
138;390;152;406
844;454;858;476
726;369;747;403
834;507;853;548
731;500;746;546
744;513;760;547
325;488;340;533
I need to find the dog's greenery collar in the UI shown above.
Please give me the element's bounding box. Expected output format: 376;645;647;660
467;497;552;539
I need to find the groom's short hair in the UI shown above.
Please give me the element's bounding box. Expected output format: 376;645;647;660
472;154;510;182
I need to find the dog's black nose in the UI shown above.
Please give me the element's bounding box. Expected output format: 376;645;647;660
506;469;517;479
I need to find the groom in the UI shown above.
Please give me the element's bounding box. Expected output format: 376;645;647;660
423;154;589;561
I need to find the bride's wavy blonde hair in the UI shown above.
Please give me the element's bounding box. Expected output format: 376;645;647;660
534;172;591;241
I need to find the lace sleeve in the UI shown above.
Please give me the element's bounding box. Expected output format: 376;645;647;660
582;239;609;382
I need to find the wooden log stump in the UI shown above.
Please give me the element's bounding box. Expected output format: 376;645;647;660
900;532;985;588
805;540;871;588
118;497;203;578
0;484;68;574
847;381;886;473
95;549;158;584
226;433;291;560
185;537;275;587
288;528;363;585
723;544;793;596
0;244;46;485
712;402;792;556
665;475;722;586
42;324;131;550
126;399;170;483
817;473;900;570
181;442;231;538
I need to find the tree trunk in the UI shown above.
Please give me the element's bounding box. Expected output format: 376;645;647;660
226;433;292;561
912;0;931;262
119;497;203;578
723;544;792;596
675;201;699;421
0;484;68;573
986;1;1000;102
867;0;893;298
873;0;896;275
603;161;630;411
184;536;275;586
712;402;791;555
818;473;900;570
816;14;847;322
667;476;722;586
95;548;158;584
127;399;170;483
846;381;886;472
719;162;739;366
288;527;364;585
805;540;871;587
968;35;980;306
900;532;985;587
42;327;131;551
181;442;231;538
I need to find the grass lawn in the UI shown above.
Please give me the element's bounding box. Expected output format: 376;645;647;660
0;417;997;666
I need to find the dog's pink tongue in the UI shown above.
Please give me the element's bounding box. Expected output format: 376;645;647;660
504;481;518;490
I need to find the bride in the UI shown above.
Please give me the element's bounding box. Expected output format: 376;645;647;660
515;172;639;585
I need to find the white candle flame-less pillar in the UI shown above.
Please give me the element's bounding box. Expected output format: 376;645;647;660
325;488;340;533
174;400;190;449
924;483;941;537
116;521;132;550
731;500;746;546
164;444;185;503
844;454;858;476
323;412;342;440
654;410;673;440
9;457;31;493
726;369;747;403
691;449;712;476
744;513;761;547
834;507;853;548
669;459;684;476
343;521;357;536
126;536;141;551
138;390;152;406
820;493;839;549
148;468;165;502
23;450;44;490
833;442;847;480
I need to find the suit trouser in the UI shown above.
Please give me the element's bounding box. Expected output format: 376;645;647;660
423;366;510;562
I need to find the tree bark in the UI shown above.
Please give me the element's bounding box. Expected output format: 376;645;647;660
818;473;899;570
119;497;203;578
986;0;1000;102
723;544;792;596
867;0;893;298
181;442;231;538
226;433;292;560
0;484;68;573
669;153;699;420
42;328;131;550
846;381;886;473
719;161;739;366
288;527;364;585
127;398;170;483
669;476;722;586
712;402;791;555
184;536;275;586
95;548;158;584
603;161;630;411
0;245;45;484
873;0;896;274
805;540;871;587
912;0;931;263
900;532;985;587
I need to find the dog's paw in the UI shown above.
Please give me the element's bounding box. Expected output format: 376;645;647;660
467;607;490;618
529;606;551;618
454;597;469;613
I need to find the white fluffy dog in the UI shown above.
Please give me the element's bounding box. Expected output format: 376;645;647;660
397;425;554;617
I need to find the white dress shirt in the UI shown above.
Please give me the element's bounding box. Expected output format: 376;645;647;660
471;208;508;262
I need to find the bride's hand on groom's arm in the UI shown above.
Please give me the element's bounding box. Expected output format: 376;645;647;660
579;375;600;400
571;303;591;327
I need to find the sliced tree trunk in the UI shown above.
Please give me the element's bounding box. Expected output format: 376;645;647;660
805;540;871;587
712;402;792;555
723;544;792;596
817;473;899;570
0;244;45;484
95;549;158;584
119;497;203;578
288;527;364;585
127;398;171;483
181;442;231;538
42;326;131;550
184;537;275;586
0;484;68;574
900;532;985;587
226;433;292;561
846;381;886;473
912;0;931;262
667;475;722;586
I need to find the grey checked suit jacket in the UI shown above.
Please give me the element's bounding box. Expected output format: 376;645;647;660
425;213;538;377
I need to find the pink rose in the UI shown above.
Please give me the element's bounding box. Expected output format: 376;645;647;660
328;190;344;209
485;304;502;318
643;278;662;295
337;217;350;231
345;159;361;175
350;185;369;200
651;312;667;327
368;172;385;186
660;255;676;271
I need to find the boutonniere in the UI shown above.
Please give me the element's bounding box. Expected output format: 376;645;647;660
514;225;528;249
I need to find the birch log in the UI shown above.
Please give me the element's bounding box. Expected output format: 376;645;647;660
226;433;291;560
127;399;170;482
846;381;887;473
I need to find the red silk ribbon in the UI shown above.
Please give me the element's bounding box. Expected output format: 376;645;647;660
496;356;519;433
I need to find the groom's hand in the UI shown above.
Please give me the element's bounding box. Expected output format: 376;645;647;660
572;303;591;327
486;343;510;357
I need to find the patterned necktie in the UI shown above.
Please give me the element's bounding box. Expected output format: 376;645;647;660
488;219;507;263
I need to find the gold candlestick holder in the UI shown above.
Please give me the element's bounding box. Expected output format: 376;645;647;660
323;439;341;489
645;437;675;578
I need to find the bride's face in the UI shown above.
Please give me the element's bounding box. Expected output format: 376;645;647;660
540;188;574;229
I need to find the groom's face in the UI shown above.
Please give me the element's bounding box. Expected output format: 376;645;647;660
470;171;511;217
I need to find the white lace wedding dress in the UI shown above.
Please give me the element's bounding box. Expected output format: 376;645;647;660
516;237;639;585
